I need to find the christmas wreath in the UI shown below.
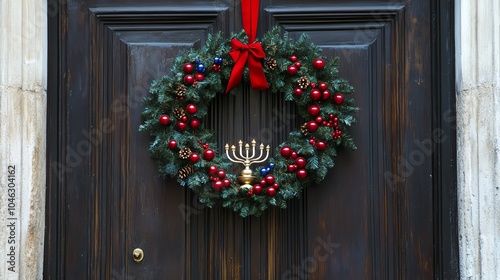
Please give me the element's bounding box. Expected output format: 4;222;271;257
140;25;357;217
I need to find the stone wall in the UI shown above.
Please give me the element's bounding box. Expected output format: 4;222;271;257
456;0;500;278
0;0;47;279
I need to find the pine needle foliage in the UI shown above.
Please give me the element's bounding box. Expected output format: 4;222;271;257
140;27;358;217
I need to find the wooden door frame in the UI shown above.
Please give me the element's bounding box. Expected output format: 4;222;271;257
44;1;458;278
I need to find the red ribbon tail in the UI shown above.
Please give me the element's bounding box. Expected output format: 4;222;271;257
248;57;269;90
225;52;248;93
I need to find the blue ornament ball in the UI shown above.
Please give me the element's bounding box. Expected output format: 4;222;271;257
260;168;268;176
269;162;275;169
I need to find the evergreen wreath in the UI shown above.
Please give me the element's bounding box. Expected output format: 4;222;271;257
140;27;358;217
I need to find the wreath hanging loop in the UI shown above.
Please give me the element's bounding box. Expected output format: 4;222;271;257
140;23;358;217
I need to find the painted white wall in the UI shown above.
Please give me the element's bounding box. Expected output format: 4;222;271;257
456;0;500;278
0;0;47;279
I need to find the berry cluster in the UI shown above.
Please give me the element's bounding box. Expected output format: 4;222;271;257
286;55;302;75
208;165;231;191
304;102;344;150
174;104;200;131
251;174;279;196
212;56;223;72
182;59;208;86
280;146;308;179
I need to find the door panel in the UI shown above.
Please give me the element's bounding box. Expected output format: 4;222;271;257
47;0;442;279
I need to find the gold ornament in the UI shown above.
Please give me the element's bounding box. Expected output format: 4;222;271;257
179;147;192;159
297;76;310;89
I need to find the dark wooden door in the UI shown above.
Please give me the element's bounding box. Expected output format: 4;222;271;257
45;0;459;279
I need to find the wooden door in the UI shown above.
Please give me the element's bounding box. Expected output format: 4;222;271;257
45;0;458;279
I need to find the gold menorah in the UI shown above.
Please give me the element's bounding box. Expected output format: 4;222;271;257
225;140;271;189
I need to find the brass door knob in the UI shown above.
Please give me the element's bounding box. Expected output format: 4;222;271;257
132;248;144;263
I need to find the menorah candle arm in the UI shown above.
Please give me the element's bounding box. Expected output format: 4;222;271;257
226;148;243;163
231;149;245;163
251;148;270;164
250;145;256;159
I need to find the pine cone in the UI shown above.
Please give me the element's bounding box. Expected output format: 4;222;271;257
264;57;277;71
173;107;186;119
175;84;187;98
179;164;194;179
300;122;309;136
179;147;192;159
297;76;310;89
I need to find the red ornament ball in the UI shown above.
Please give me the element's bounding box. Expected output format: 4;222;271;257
273;183;279;189
265;175;275;185
295;62;302;68
189;118;200;129
159;114;170;125
309;89;322;101
208;165;218;175
319;82;328;91
296;169;308;179
322;90;331;100
293;88;303;96
186;104;197;115
183;63;194;73
195;73;204;81
213;181;224;191
290;55;298;62
168;140;177;149
313;58;325;70
295;157;307;169
280;146;293;158
287;164;297;172
260;179;267;186
267;187;276;196
189;153;200;163
307;121;319;132
315;116;323;123
177;122;187;131
223;178;231;187
203;149;215;161
316;141;327;151
218;170;226;179
308;105;320;117
184;74;195;85
287;65;298;75
333;93;345;105
253;184;263;194
291;151;298;159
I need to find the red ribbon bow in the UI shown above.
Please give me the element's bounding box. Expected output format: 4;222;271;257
225;0;269;93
